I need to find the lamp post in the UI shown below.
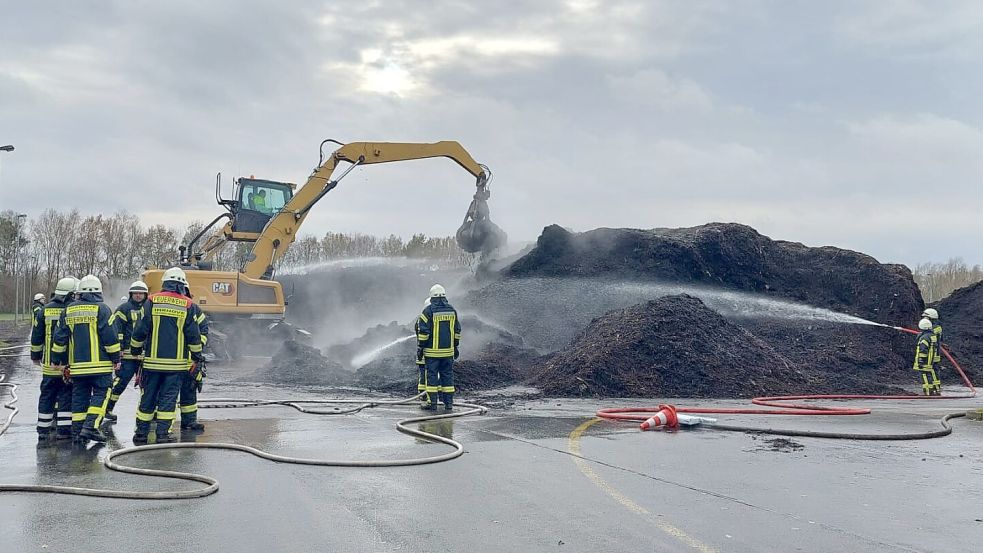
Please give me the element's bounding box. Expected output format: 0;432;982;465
14;214;26;323
1;145;17;320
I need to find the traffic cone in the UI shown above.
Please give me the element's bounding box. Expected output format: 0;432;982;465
640;404;678;430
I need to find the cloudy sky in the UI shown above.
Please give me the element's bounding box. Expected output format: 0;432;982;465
2;1;981;266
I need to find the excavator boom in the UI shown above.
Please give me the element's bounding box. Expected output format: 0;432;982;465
242;140;500;279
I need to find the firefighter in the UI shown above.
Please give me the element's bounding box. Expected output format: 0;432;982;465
103;281;149;422
416;284;461;411
921;308;943;394
129;267;203;444
51;274;121;443
912;318;939;396
32;293;46;317
176;283;207;431
29;277;78;441
414;298;430;404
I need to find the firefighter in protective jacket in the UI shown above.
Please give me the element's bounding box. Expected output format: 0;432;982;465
30;277;78;440
51;274;121;443
129;267;203;444
104;280;149;421
417;284;461;411
912;318;939;396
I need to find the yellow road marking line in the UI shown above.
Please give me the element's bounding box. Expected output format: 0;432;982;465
568;418;719;553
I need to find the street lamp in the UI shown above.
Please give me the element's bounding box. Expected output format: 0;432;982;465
14;214;26;323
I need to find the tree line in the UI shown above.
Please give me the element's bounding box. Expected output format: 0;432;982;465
0;209;471;312
911;258;983;304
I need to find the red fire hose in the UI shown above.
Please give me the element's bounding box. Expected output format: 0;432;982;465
596;327;976;440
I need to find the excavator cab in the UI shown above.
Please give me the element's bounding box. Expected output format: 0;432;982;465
231;177;295;235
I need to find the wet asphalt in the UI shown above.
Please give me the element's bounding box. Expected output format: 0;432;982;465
2;356;982;553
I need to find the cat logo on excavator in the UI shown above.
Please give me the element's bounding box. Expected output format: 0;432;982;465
212;282;235;296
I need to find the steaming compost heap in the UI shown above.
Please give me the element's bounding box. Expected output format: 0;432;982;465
505;223;921;325
250;341;354;387
532;295;814;397
278;222;930;398
934;281;983;381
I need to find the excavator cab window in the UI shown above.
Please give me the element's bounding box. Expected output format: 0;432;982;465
232;178;294;234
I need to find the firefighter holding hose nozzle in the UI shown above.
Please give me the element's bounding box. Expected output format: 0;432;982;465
921;308;943;393
417;285;461;411
913;318;940;396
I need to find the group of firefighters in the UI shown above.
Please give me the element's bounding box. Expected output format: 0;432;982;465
21;268;968;443
29;267;207;445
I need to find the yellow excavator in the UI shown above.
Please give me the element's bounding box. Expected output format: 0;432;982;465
142;140;506;358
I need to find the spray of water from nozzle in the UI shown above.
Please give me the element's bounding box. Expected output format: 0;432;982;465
349;334;416;368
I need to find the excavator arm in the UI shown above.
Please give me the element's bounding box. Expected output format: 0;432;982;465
241;141;504;279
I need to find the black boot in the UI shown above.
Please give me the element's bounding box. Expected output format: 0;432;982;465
79;427;108;443
181;420;205;431
443;393;454;412
420;402;436;411
103;411;118;423
132;433;149;444
155;433;176;444
55;429;72;440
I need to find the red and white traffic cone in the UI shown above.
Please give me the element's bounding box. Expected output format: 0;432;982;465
639;404;678;430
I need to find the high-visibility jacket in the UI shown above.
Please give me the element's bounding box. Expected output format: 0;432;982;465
130;284;202;372
930;321;943;365
51;293;121;375
913;330;934;370
30;297;71;376
417;297;461;359
32;301;44;318
110;298;146;360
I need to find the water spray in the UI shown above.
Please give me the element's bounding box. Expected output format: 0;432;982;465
350;335;416;368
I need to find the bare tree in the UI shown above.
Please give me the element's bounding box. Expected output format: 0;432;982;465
912;258;983;303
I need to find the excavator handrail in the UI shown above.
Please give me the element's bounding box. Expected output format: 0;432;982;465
240;141;490;279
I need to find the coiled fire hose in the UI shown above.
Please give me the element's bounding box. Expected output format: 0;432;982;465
598;342;976;440
0;391;486;499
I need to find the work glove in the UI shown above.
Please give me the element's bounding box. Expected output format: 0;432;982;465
191;351;205;364
59;365;71;384
194;364;206;393
454;348;460;360
130;346;143;358
416;348;425;362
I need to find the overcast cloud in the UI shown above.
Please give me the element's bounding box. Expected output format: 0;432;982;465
1;1;981;266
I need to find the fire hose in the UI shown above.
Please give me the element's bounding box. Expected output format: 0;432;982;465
0;392;486;499
598;338;976;440
0;374;18;437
